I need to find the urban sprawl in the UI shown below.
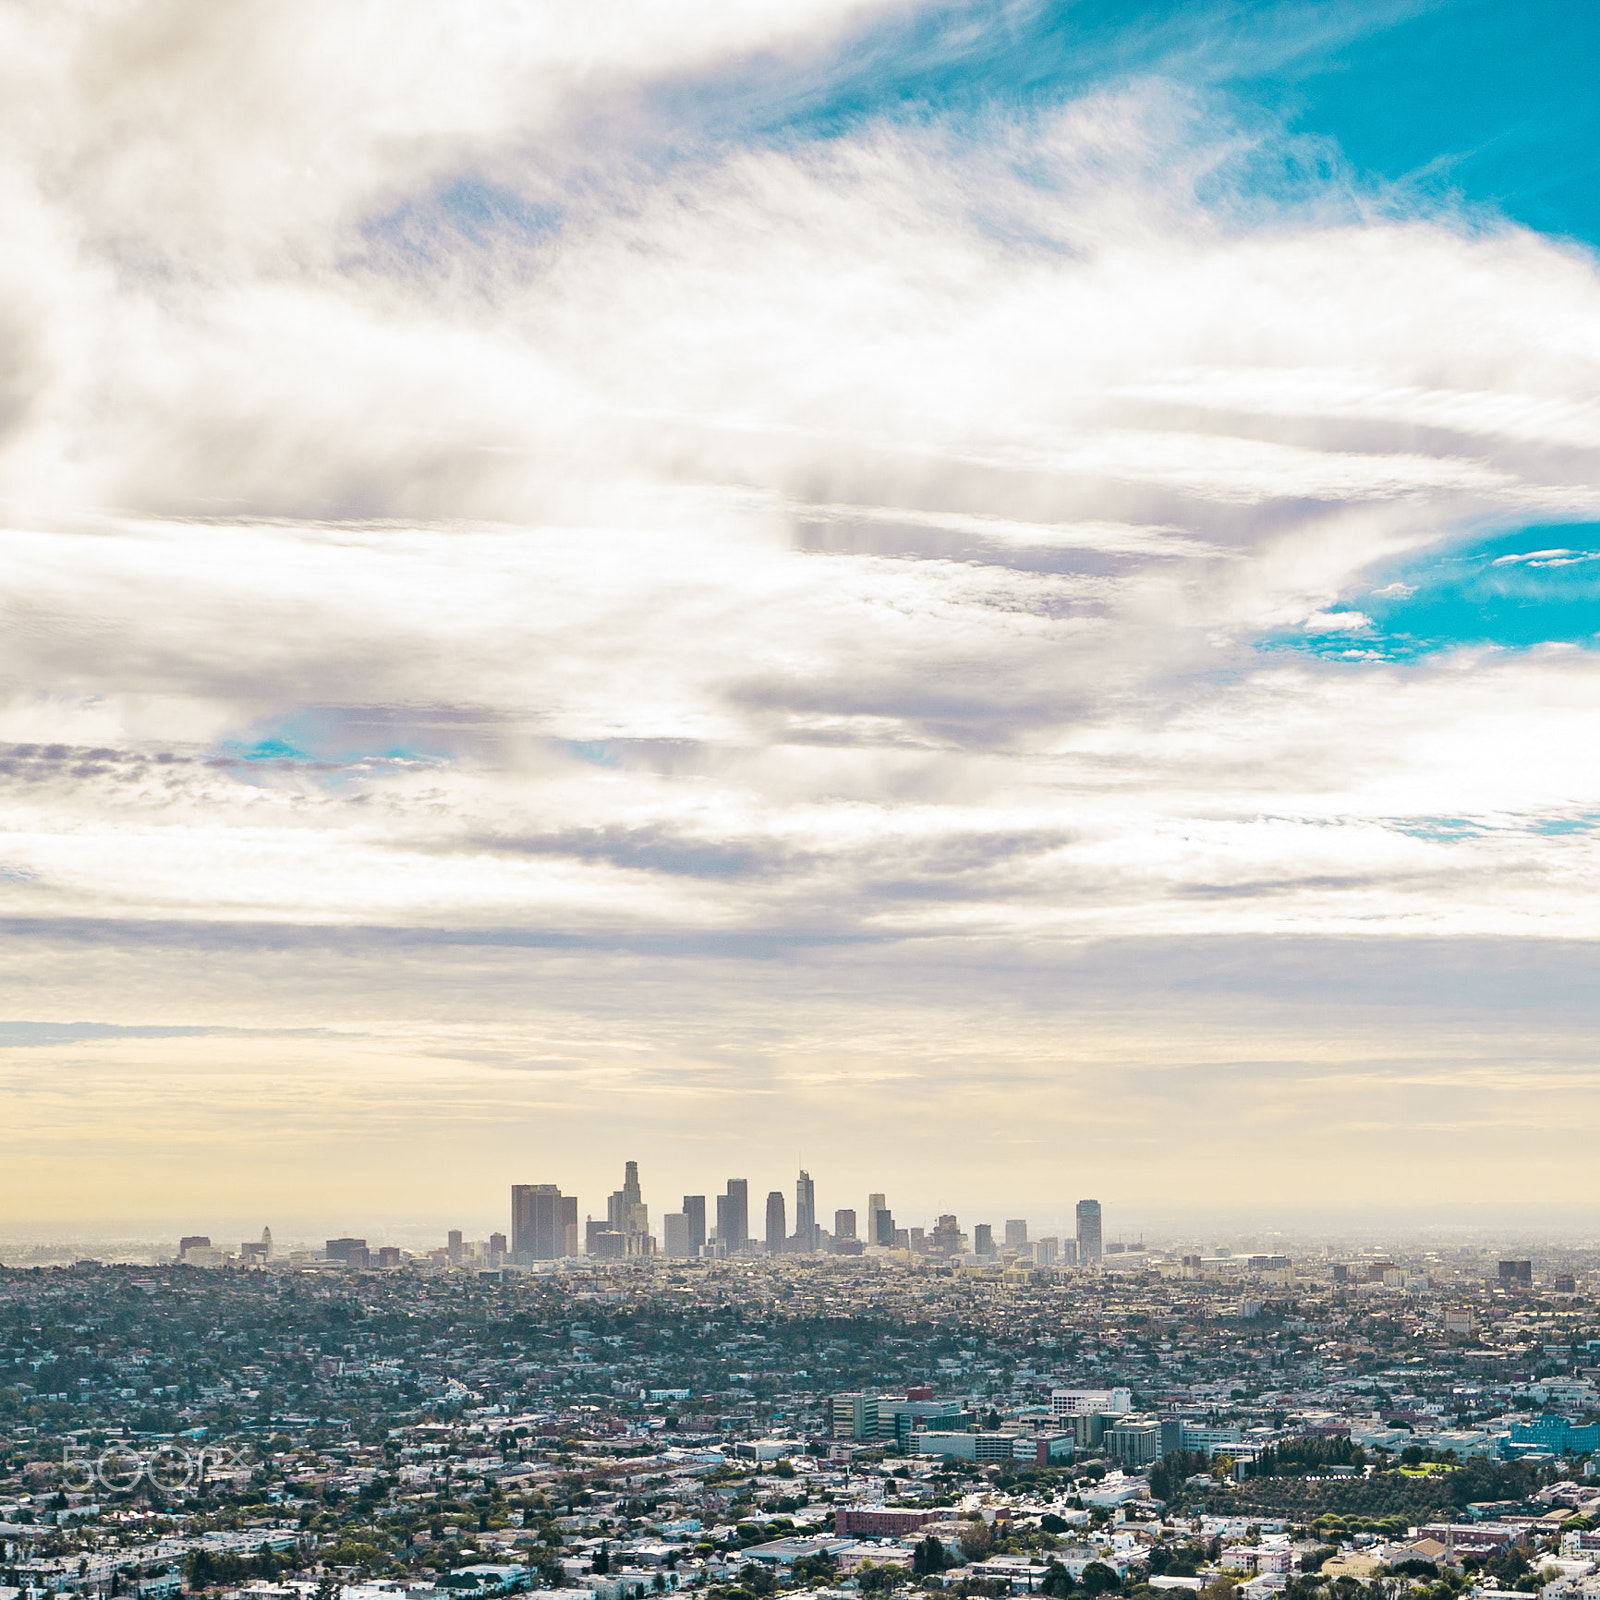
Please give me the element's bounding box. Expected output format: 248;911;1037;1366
4;1164;1600;1600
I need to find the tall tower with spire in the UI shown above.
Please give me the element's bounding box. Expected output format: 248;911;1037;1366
607;1161;651;1254
795;1169;816;1250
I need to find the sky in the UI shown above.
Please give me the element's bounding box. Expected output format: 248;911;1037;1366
3;0;1600;1242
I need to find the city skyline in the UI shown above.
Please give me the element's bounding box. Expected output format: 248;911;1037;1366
502;1160;1110;1264
67;1155;1600;1270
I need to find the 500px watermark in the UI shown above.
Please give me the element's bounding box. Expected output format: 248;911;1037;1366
61;1442;253;1494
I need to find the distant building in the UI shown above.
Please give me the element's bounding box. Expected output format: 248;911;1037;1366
512;1184;577;1260
448;1229;464;1264
1509;1416;1600;1454
376;1246;402;1269
682;1194;707;1252
1033;1237;1059;1267
179;1235;210;1255
1067;1411;1109;1447
1178;1422;1243;1457
909;1431;1017;1462
1023;1433;1075;1465
1416;1525;1527;1554
1108;1416;1164;1467
717;1179;749;1253
1498;1260;1533;1288
1051;1387;1133;1417
973;1224;995;1257
589;1228;625;1259
795;1169;818;1250
887;1396;964;1448
834;1508;938;1537
832;1209;861;1254
326;1237;366;1264
765;1191;787;1253
1076;1199;1103;1264
1005;1220;1028;1250
831;1391;880;1439
607;1160;652;1254
663;1213;692;1257
930;1215;963;1258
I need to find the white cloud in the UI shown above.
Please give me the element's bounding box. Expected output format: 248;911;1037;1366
2;2;1600;1216
1301;610;1373;633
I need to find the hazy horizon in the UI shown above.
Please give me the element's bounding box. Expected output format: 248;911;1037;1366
12;1201;1600;1265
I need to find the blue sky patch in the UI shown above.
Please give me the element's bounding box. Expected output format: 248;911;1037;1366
1265;523;1600;659
216;717;448;771
1254;0;1600;247
345;1;1600;285
223;736;309;762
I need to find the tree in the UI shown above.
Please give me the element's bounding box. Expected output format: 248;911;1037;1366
1041;1561;1076;1597
913;1538;949;1577
1150;1451;1206;1501
592;1544;610;1576
959;1521;993;1562
737;1564;776;1597
793;1551;839;1586
859;1562;907;1595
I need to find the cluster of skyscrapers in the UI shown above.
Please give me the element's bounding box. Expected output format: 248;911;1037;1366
506;1162;1109;1267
